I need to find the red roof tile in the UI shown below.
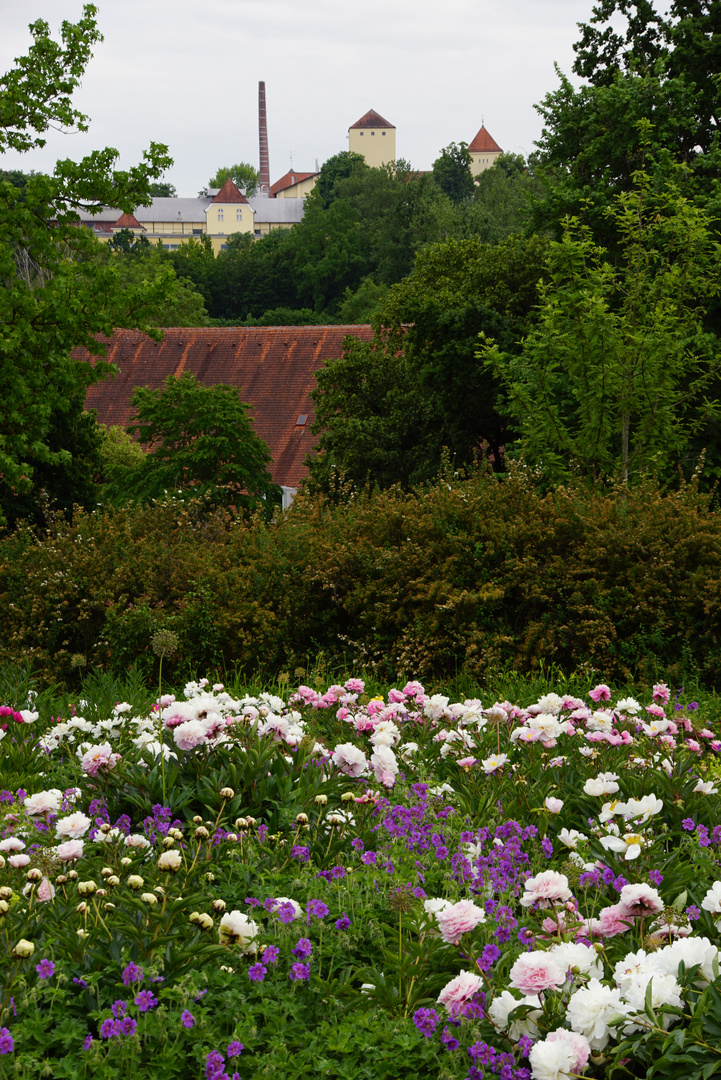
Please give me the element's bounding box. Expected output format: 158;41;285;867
76;326;374;489
468;125;502;153
211;179;249;204
349;109;394;130
270;171;319;197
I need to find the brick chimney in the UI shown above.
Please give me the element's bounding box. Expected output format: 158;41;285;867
258;81;270;198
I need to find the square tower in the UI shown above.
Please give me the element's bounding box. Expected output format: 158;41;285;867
348;109;396;168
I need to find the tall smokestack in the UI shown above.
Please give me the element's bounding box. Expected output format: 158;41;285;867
258;81;270;198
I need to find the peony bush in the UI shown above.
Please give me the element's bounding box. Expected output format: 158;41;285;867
1;672;721;1078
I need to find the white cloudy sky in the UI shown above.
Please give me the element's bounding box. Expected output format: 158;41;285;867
2;0;604;195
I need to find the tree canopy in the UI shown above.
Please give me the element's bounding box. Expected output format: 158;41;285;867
0;4;176;526
126;372;280;513
207;163;259;197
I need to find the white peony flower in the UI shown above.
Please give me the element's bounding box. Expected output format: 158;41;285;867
55;812;91;840
24;789;63;816
488;990;542;1040
567;979;628;1050
219;910;258;951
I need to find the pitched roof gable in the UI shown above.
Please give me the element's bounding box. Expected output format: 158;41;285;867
114;212;143;229
468;125;502;153
270;171;318;197
76;326;374;490
211;178;249;204
349;109;394;130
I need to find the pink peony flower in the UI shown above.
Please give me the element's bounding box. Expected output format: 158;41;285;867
597;904;633;937
509;952;566;996
652;682;670;704
617;883;663;919
37;876;55;902
8;854;31;868
520;870;573;909
544;797;564;814
56;839;84;862
437;970;484;1015
331;743;368;778
589;684;611;703
436;899;487;945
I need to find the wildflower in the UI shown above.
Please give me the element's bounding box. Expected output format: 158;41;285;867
134;991;157;1012
248;963;266;982
292;938;313;959
35;959;55;979
0;1028;14;1054
335;913;351;930
83;1034;93;1050
306;899;329;921
181;1010;195;1028
111;1000;128;1018
100;1019;116;1039
118;1017;137;1036
261;945;279;965
122;962;143;985
289;963;310;981
227;1041;243;1058
413;1007;440;1036
440;1026;460;1051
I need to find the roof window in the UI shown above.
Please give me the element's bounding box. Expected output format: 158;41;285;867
296;414;308;427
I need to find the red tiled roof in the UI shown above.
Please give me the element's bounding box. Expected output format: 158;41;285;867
270;171;318;197
76;326;374;490
349;109;394;130
211;179;249;204
468;125;502;153
114;212;143;229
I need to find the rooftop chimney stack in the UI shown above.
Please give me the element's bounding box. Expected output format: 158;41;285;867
258;81;270;198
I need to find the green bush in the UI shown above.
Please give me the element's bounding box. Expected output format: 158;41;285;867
1;470;721;688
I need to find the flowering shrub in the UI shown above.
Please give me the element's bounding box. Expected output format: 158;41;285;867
1;672;721;1078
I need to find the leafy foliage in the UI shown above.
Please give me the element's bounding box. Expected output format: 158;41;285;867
124;372;280;513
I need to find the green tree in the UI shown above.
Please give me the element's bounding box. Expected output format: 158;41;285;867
207;163;259;196
0;4;173;527
432;141;475;203
306;234;547;492
126;372;280;513
148;180;177;197
531;1;721;241
313;151;367;208
481;166;721;484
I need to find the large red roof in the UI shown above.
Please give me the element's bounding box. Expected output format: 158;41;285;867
76;326;374;489
349;109;394;130
468;125;502;153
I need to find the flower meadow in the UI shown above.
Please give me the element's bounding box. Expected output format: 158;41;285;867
2;673;721;1079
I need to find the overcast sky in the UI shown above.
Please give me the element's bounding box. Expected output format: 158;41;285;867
3;0;608;195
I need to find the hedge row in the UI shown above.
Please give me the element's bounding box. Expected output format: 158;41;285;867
1;469;720;688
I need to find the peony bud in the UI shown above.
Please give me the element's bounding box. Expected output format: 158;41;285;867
314;795;328;806
13;938;34;957
194;827;210;840
127;875;144;889
77;881;97;896
26;868;43;883
141;892;158;905
212;899;227;913
220;787;235;799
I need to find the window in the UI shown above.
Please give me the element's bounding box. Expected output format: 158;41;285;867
296;414;308;427
382;131;386;136
217;208;224;221
371;130;375;136
359;131;364;136
236;208;243;221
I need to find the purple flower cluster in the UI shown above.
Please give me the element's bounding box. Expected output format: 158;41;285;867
289;963;310;981
0;1028;13;1055
122;962;144;985
306;899;329;921
412;1007;439;1037
100;1017;137;1038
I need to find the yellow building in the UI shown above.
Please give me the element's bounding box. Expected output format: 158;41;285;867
468;124;502;176
83;178;304;251
271;171;319;199
348;109;396;168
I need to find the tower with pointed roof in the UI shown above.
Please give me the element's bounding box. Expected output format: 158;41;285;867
468;124;502;176
208;178;255;239
348;109;396;168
